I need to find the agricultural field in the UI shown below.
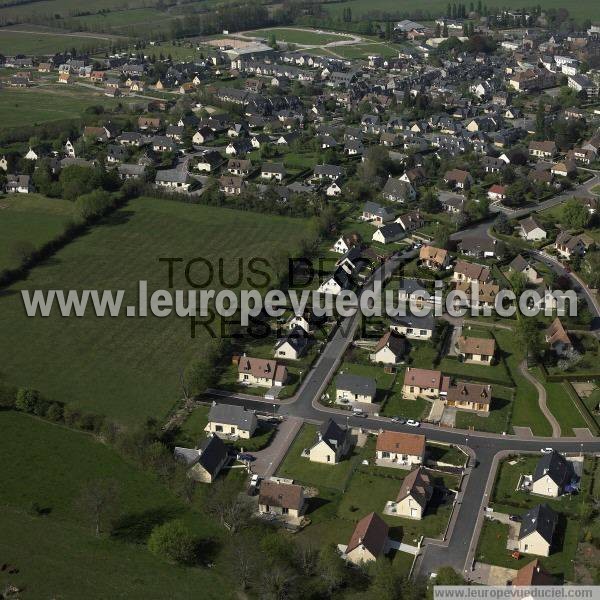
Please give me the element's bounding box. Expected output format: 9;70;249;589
0;194;79;272
324;0;599;23
0;197;315;426
0;85;141;129
68;8;167;32
0;410;232;599
0;29;111;55
243;27;348;46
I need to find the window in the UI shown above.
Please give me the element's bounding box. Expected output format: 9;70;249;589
282;507;289;515
420;330;427;336
230;426;235;433
327;455;331;462
216;425;223;432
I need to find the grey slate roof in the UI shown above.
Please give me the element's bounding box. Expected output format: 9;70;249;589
518;504;558;545
533;451;574;488
335;373;376;397
391;313;435;331
317;418;349;450
208;403;256;431
197;434;228;477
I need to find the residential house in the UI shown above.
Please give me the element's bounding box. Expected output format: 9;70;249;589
317;268;352;296
261;163;286;182
395;211;424;233
362;201;395;226
454;280;500;311
227;159;252;177
174;434;228;483
419;245;450;270
446;381;492;412
372;223;405;244
237;355;288;387
488;184;507;202
335;374;376;404
343;512;390;565
453;260;491;284
545;318;573;357
258;481;305;520
517;504;558;557
555;231;585;259
331;233;361;254
456;336;496;365
382;177;416;202
402;367;449;400
551;161;576;178
376;431;426;467
370;331;408;365
531;451;575;498
529;141;557;159
444;169;473;190
308;419;351;464
390;314;435;340
155;169;192;192
458;236;500;258
511;559;555;586
274;328;310;360
219;175;244;196
196;151;224;173
5;174;32;194
508;254;542;283
313;164;343;181
387;467;433;520
205;403;258;439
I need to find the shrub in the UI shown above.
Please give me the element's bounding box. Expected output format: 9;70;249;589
15;388;41;413
147;520;198;564
46;403;64;422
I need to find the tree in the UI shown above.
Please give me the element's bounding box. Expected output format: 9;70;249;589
562;198;589;229
318;544;346;594
516;317;543;359
367;557;404;600
77;478;120;536
76;189;113;220
15;388;41;413
582;251;600;289
534;100;546;139
148;519;197;564
507;270;527;297
204;476;253;534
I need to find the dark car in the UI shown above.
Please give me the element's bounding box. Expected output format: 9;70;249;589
237;453;256;462
509;515;522;522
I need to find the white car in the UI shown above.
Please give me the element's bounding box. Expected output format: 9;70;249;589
406;419;420;427
540;447;554;454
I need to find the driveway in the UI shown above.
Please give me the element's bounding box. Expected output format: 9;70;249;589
250;416;303;479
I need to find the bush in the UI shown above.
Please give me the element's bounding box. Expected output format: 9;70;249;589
15;388;41;413
147;520;198;564
46;403;64;422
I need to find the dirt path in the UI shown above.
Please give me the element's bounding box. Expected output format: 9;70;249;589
518;359;561;437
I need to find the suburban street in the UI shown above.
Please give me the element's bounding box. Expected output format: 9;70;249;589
207;242;600;579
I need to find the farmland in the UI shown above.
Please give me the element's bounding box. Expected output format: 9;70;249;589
0;410;232;599
0;85;141;128
324;0;599;22
0;197;315;426
0;29;112;55
0;194;78;272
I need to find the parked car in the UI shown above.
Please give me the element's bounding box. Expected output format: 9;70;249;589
406;419;420;427
509;514;522;522
237;453;256;462
540;447;554;454
391;416;406;424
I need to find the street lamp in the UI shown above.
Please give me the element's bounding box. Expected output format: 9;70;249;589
273;403;276;418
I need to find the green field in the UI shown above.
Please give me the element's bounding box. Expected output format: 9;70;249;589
0;197;314;426
0;194;78;272
69;8;166;31
324;0;599;23
0;30;111;54
330;42;402;59
244;27;348;45
0;86;141;128
0;410;232;599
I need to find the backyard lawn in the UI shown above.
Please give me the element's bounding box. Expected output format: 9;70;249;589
0;197;315;426
0;194;79;272
454;385;513;434
275;423;362;491
530;368;589;436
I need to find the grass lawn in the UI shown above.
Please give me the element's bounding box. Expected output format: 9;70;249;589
0;30;111;55
476;515;580;580
243;27;347;45
0;197;314;426
530;368;588;436
330;42;401;59
455;385;513;434
427;442;467;467
276;424;362;492
0;507;229;600
172;404;210;447
338;467;458;543
0;85;140;128
494;329;552;436
0;194;78;272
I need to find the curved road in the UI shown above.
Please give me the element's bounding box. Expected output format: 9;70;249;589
207;244;600;579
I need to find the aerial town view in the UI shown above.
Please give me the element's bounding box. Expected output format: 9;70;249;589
1;0;600;598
